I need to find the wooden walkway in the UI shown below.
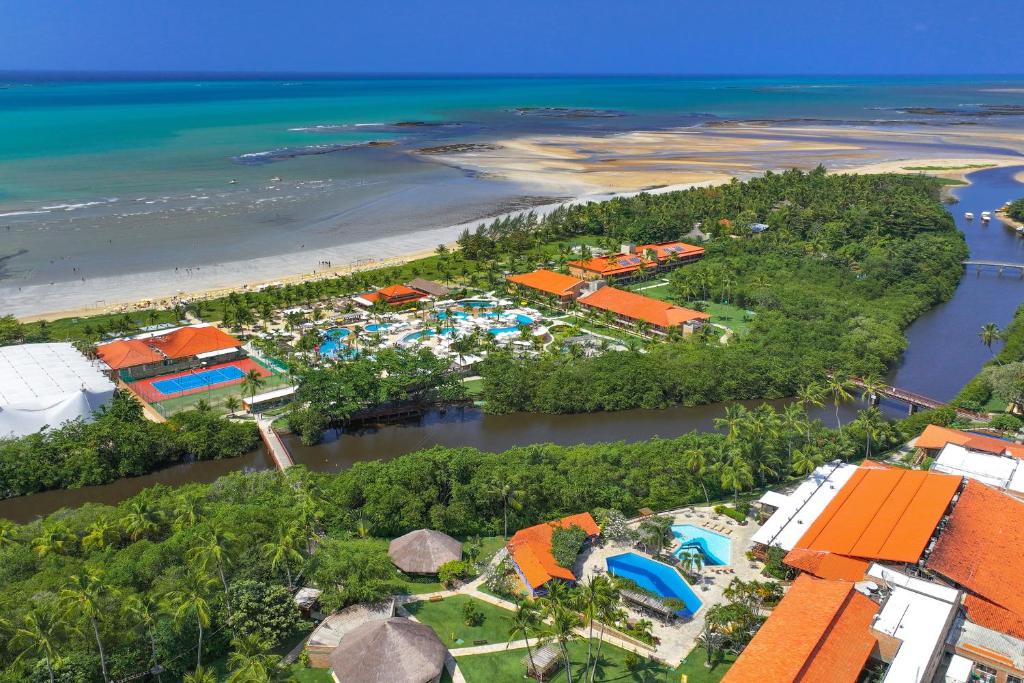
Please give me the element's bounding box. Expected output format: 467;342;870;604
256;416;294;470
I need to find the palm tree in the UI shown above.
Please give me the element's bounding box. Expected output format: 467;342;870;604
858;373;884;407
488;475;524;539
162;571;217;671
714;404;748;443
224;395;241;414
354;517;372;539
183;666;216;683
226;634;280;682
10;607;62;683
678;549;705;584
790;447;822;476
825;374;854;434
263;524;303;588
240;369;266;405
124;594;165;683
695;621;724;669
980;322;1003;356
82;520;119;553
795;382;825;412
31;524;71;558
780;403;808;471
188;522;238;625
856;406;886;459
719;450;754;503
639;515;673;556
506;601;541;676
589;593;624;683
121;498;164;541
684;449;711;504
172;492;205;531
60;571;116;683
543;604;581;683
0;518;20;549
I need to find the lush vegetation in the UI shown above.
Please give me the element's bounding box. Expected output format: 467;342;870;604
550;525;588;569
0;385;913;681
480;170;964;414
0;393;258;498
953;305;1024;415
1008;196;1024;223
287;347;467;445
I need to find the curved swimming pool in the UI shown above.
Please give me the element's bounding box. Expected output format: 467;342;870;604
671;524;731;566
402;328;455;343
605;552;702;617
364;323;393;332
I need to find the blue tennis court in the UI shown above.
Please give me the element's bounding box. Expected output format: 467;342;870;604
150;365;247;395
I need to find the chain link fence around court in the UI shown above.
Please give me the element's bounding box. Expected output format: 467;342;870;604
131;357;290;418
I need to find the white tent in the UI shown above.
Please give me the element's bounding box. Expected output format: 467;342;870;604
0;343;116;437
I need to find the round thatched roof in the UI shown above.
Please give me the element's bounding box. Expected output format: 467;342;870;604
388;529;462;574
328;617;447;683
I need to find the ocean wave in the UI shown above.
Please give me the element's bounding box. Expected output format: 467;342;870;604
0;209;50;217
41;199;118;211
232;141;394;165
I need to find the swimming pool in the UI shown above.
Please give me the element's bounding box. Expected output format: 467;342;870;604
402;328;455;343
364;323;392;332
671;524;731;566
605;552;702;617
435;311;470;321
150;365;247;395
459;300;494;309
325;327;350;339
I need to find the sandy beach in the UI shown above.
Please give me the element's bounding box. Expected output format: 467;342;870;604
9;121;1024;321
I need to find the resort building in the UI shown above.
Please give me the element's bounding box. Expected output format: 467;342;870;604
506;269;586;305
507;512;600;596
914;424;1024;460
747;460;1024;683
722;574;881;683
0;342;116;437
577;286;710;336
96;324;243;381
567;241;704;283
306;599;395;668
353;284;429;308
388;529;462;576
405;278;451;298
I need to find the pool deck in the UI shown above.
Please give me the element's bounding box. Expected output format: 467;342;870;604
577;504;765;666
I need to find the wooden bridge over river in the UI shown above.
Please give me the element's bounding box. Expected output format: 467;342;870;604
847;377;989;422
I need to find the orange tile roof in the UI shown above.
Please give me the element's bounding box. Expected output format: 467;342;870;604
569;242;704;276
507;269;584;296
927;480;1024;618
723;574;879;683
578;287;711;328
97;326;240;368
507;512;600;589
963;595;1024;640
794;465;960;563
362;284;427;305
917;424;1024;459
96;339;164;370
635;241;705;261
783;549;870;582
960;643;1016;669
149;326;241;360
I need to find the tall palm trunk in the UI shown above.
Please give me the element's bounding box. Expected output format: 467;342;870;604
44;652;55;683
589;622;607;683
560;642;574;683
196;618;204;670
91;617;109;683
149;628;163;683
216;561;234;626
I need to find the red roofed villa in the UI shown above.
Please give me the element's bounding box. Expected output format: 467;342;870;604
354;284;428;308
507;512;600;596
577;286;710;336
723;574;880;683
506;269;585;305
568;241;704;282
96;324;243;380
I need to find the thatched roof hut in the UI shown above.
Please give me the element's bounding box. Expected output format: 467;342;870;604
306;599;395;668
388;529;462;575
328;617;448;683
524;643;562;681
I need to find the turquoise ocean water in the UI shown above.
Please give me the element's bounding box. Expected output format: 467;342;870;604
1;74;1022;313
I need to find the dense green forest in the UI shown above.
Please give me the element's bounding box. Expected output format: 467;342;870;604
1008;196;1024;223
479;170;964;413
953;304;1024;426
0;394;259;498
0;399;907;682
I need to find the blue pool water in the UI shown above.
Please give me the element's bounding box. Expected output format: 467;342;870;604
150;365;247;395
671;524;731;566
364;323;392;332
459;300;494;309
489;325;522;335
606;552;702;617
325;327;351;339
403;328;455;342
435;311;470;321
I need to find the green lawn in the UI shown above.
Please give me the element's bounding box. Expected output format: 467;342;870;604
684;301;753;337
626;281;673;299
457;640;734;683
288;664;334;682
463;377;485;397
405;595;519;648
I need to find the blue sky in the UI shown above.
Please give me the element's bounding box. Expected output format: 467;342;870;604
3;0;1023;74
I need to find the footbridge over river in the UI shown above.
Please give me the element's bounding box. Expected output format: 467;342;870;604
963;260;1024;276
848;378;990;422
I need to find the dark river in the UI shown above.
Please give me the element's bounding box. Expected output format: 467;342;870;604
3;166;1022;522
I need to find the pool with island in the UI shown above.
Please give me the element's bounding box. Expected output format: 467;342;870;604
671;524;732;566
605;552;702;617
